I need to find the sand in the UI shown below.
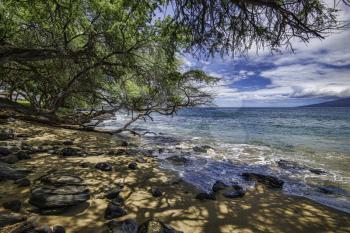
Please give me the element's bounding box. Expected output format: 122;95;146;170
0;120;349;233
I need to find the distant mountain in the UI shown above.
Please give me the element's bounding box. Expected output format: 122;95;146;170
301;98;350;107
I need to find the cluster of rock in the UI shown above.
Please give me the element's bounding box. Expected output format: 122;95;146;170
29;173;90;214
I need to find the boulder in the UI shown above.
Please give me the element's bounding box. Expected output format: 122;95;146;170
3;200;22;212
29;174;89;214
128;162;137;170
137;218;182;233
212;181;228;192
104;203;127;220
95;162;113;171
195;192;216;201
242;172;284;189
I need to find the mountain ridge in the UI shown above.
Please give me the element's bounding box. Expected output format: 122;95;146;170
301;98;350;107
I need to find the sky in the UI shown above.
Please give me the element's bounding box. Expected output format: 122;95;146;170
181;1;350;107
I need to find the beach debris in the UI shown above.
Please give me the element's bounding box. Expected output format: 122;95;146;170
242;172;284;189
29;173;90;214
95;162;113;171
2;200;22;212
104;203;127;220
195;192;216;201
105;219;138;233
138;218;182;233
212;181;228;192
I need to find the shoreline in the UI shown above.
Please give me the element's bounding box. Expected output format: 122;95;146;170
0;119;349;233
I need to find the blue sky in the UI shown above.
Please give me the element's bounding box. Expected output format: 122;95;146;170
180;1;350;107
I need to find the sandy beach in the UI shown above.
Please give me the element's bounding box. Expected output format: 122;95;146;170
0;119;349;233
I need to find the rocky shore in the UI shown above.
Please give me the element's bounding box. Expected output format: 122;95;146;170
0;118;349;233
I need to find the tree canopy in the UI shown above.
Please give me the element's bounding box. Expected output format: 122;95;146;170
0;0;346;131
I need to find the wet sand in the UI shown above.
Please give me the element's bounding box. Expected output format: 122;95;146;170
0;120;349;233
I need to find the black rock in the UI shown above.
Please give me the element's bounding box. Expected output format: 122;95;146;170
105;203;127;220
137;218;182;233
106;189;121;200
158;148;165;154
309;168;326;175
63;140;74;145
52;225;66;233
95;162;113;171
80;162;90;168
212;181;228;192
15;151;31;160
166;156;189;165
242;172;284;189
105;219;138;233
128;162;137;170
111;196;124;206
195;192;216;201
61;147;81;157
0;147;11;156
150;188;162;197
222;190;245;198
121;141;128;147
0;162;29;181
15;178;31;187
0;213;26;227
0;154;18;164
318;187;334;194
3;199;22;212
193;145;212;153
232;184;243;191
277;160;302;170
34;225;52;233
29;174;89;212
0;130;15;141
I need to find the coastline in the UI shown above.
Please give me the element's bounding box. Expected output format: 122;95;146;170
0;119;349;233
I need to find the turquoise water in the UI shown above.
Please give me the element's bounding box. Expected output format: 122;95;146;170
101;107;350;213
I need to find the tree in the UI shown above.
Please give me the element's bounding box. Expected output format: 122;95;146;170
0;0;347;131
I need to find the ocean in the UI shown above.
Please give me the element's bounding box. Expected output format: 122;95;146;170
100;107;350;213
